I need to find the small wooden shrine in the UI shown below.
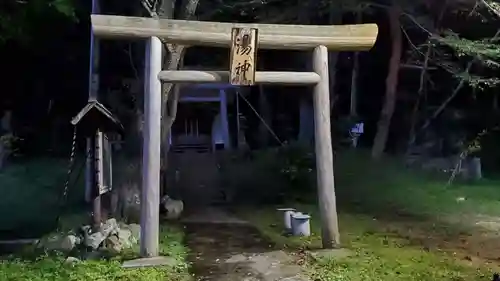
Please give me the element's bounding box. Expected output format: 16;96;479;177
71;99;123;228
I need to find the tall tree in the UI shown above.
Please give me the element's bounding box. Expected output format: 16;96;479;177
142;0;200;193
349;8;362;118
371;3;402;158
402;0;500;151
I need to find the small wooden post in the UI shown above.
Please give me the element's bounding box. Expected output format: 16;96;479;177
140;36;162;257
85;141;93;202
312;45;340;248
230;28;258;85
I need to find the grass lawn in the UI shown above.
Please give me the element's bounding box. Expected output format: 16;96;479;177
3;150;500;280
0;158;75;239
0;224;191;281
0;158;192;281
240;208;496;281
238;151;500;281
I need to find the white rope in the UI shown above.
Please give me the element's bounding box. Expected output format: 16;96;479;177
236;91;283;146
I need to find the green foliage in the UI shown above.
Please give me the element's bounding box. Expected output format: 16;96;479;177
219;149;289;204
275;143;315;186
434;34;500;89
201;0;364;23
238;149;500;216
50;0;76;18
440;36;500;60
456;72;500;89
430;4;500;89
0;133;22;156
219;143;316;204
0;0;76;44
0;158;76;238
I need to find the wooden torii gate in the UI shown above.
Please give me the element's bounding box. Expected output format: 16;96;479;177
91;15;378;257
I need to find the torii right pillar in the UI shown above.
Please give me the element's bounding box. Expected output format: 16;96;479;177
312;45;340;248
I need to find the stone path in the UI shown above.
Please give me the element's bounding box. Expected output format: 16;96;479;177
183;208;309;281
182;207;248;225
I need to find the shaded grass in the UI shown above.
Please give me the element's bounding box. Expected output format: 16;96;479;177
0;158;85;239
235;149;500;280
0;224;191;281
0;158;192;280
238;206;495;281
333;150;500;218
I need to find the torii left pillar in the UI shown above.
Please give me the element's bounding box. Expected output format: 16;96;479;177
140;36;162;258
122;36;165;267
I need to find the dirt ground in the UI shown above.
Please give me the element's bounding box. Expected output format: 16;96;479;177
180;207;500;280
184;223;309;281
374;213;500;269
182;208;308;281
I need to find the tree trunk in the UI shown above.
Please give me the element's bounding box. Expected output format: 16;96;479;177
297;0;314;145
350;10;361;117
160;49;185;196
407;60;473;148
406;42;431;152
328;0;341;110
297;0;340;143
371;4;402;159
257;85;271;147
0;110;13;170
150;0;200;196
0;143;4;170
406;1;448;153
298;98;314;144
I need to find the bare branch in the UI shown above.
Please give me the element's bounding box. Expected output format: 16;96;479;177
479;0;500;17
407;42;432;151
408;60;474;147
180;0;200;19
141;0;159;18
400;26;457;75
364;2;433;35
124;43;139;80
157;0;175;18
409;26;500;146
162;48;186;154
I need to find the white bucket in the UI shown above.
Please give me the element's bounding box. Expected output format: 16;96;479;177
277;208;296;232
291;213;311;237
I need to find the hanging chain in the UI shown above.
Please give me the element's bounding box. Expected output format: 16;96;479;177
34;125;79;249
59;126;78;209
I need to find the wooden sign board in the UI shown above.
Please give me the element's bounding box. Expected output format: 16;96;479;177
230;27;258;86
98;184;111;195
99;134;113;195
95;132;113;196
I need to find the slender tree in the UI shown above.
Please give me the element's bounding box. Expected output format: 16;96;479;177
371;2;402;159
141;0;201;193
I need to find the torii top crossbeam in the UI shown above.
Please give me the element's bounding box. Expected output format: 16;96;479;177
91;15;378;51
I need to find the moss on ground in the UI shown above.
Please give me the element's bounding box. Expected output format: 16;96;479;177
0;224;192;281
236;150;500;281
239;207;495;281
